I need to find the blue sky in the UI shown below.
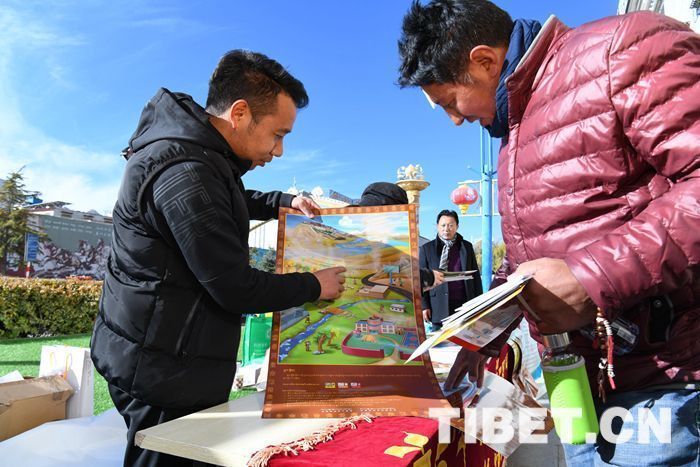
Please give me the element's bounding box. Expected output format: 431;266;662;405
0;0;615;242
287;212;410;247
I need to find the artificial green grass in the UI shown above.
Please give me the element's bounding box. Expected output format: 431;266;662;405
0;333;255;416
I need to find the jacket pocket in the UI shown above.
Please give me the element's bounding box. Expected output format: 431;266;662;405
175;292;205;358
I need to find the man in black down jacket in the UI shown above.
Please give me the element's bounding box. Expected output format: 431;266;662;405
90;50;345;467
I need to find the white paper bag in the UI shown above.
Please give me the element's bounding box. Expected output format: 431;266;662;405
39;345;94;418
0;370;24;384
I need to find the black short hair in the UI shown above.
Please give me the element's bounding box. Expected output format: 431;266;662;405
357;182;409;206
206;50;309;120
436;209;459;225
398;0;513;87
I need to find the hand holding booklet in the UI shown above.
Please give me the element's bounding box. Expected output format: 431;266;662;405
407;275;532;362
442;270;477;282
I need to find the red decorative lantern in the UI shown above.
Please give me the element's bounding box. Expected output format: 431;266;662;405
451;185;479;214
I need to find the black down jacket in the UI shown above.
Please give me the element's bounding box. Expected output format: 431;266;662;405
91;88;320;409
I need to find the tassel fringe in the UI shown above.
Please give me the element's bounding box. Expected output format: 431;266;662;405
247;414;375;467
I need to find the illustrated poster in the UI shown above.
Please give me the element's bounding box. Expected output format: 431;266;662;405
263;205;452;418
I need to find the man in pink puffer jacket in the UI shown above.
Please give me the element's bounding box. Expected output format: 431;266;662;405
399;0;699;464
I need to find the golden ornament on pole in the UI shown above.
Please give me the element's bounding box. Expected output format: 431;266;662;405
396;164;430;225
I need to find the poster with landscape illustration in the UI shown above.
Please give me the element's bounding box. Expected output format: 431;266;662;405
263;205;452;419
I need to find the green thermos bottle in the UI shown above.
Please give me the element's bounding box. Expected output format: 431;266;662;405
541;332;599;444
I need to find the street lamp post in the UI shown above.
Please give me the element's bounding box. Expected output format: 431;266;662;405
480;128;496;291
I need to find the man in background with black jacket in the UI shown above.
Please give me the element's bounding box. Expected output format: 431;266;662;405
90;50;345;467
420;210;482;330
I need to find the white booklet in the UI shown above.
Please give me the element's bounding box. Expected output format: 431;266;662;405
441;270;477;282
407;275;532;362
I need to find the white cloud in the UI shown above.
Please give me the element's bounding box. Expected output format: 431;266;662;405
0;4;120;215
267;148;348;181
125;16;226;34
0;139;122;214
334;213;409;244
0;6;85;50
362;214;409;243
337;215;356;228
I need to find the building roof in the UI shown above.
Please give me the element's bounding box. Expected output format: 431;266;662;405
22;201;70;210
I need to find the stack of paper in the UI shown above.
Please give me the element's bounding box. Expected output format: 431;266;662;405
407;275;532;362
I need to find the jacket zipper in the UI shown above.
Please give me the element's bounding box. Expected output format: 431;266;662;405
175;292;204;357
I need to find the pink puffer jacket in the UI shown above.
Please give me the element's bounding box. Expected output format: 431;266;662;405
497;12;700;392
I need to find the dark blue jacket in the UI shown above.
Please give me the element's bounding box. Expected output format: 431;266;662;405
419;234;482;324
